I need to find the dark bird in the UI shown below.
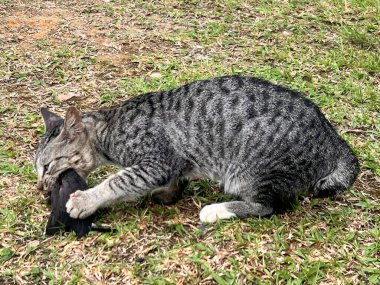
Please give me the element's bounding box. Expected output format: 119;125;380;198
45;168;112;239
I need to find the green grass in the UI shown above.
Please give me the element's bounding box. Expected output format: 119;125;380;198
0;0;379;284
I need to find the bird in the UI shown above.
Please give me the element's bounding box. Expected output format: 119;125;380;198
45;168;112;239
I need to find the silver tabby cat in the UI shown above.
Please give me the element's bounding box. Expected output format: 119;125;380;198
35;75;359;223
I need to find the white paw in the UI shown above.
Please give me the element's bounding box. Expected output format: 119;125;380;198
66;190;97;219
199;203;237;223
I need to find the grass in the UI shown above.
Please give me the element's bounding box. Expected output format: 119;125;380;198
0;0;379;284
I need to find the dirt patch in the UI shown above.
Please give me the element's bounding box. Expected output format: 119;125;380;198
0;14;61;40
96;53;131;65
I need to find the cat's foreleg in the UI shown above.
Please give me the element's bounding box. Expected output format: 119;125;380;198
66;162;172;219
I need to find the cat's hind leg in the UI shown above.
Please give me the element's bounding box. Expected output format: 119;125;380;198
199;201;273;223
151;178;189;205
313;158;359;198
199;174;296;223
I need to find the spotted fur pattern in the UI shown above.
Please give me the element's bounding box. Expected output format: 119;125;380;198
35;75;359;222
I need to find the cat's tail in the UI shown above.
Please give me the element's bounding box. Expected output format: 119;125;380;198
313;152;359;198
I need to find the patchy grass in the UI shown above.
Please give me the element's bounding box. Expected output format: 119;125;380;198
0;0;379;284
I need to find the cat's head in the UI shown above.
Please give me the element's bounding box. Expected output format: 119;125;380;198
35;107;96;191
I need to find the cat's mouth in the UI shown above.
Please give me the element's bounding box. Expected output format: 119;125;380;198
39;168;87;192
40;173;61;192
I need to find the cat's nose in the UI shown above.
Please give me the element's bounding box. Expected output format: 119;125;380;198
37;179;44;190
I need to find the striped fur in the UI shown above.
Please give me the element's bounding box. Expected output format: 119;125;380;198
35;76;359;222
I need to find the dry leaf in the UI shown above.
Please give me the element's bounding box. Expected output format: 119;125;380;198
57;92;80;102
149;72;162;79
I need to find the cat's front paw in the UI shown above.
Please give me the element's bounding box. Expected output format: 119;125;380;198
66;190;97;219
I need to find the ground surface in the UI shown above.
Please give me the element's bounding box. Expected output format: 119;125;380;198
0;0;379;284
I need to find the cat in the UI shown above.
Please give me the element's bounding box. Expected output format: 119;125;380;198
35;75;359;223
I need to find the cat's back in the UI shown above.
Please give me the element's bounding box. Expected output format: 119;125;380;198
164;75;334;141
163;75;323;123
162;76;355;177
232;76;319;112
105;75;317;127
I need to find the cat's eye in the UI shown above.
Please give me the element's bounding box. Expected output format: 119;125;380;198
43;164;49;174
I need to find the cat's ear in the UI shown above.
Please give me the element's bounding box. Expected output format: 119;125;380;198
40;108;63;133
62;107;84;140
